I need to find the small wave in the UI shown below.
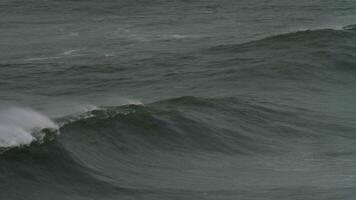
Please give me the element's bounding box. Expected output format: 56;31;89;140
210;24;356;53
343;24;356;31
0;107;59;151
63;49;78;55
162;34;197;40
63;48;87;56
25;56;63;61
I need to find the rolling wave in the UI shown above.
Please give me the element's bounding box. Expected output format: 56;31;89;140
2;93;351;155
1;95;355;199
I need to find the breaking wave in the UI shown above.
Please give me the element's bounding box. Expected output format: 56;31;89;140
0;107;59;151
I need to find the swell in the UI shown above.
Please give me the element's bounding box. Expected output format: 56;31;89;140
59;95;356;190
25;94;347;171
1;95;355;196
58;97;293;154
3;94;354;155
205;24;356;84
211;24;356;51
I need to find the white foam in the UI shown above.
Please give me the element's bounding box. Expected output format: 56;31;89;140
63;49;78;55
0;126;34;148
127;99;144;105
160;34;196;40
25;56;63;61
0;107;58;148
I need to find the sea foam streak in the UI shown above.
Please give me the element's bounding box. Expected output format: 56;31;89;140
0;107;58;149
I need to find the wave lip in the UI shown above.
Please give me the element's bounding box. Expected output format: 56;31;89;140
0;107;59;151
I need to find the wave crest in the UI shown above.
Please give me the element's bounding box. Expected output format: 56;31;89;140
0;107;59;151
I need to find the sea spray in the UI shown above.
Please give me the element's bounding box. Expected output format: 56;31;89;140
0;107;58;148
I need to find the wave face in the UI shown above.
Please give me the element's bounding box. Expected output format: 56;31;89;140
1;0;356;199
1;94;356;199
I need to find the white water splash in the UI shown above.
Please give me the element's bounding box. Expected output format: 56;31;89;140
0;107;58;148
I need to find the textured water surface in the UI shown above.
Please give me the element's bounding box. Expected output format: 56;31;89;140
1;0;356;199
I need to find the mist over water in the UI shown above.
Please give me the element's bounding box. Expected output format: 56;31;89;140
0;107;58;149
1;0;356;199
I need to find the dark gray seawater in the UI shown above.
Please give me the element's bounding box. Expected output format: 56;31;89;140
1;0;356;199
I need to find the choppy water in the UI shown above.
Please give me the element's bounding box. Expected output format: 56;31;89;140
1;0;356;199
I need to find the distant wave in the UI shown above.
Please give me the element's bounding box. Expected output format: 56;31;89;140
203;24;356;85
210;24;356;52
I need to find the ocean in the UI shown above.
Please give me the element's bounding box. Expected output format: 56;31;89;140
1;0;356;199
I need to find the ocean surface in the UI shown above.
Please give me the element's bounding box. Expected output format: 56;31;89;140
1;0;356;199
